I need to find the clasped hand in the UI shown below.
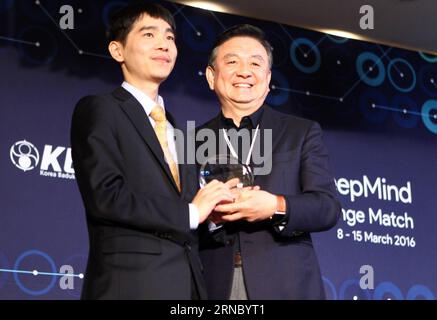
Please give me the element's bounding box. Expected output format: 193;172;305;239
209;183;277;224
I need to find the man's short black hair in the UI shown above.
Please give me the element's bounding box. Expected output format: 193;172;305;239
107;2;176;45
208;24;273;68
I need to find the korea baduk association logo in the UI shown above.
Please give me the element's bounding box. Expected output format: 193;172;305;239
9;139;75;180
10;140;40;172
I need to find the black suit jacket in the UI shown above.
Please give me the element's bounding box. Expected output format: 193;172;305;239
197;105;341;300
71;87;205;299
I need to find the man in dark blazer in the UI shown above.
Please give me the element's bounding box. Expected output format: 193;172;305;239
71;3;235;300
197;24;341;299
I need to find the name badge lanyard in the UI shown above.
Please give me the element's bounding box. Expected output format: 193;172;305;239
222;124;260;169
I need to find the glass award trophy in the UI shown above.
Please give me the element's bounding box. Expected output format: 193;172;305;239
199;154;254;188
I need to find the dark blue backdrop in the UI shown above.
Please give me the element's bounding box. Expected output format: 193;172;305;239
1;0;436;299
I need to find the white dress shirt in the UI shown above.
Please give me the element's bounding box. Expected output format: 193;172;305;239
121;82;199;230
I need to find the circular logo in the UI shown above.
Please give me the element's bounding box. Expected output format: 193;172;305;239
13;250;57;296
356;51;386;87
421;100;437;134
290;38;321;74
10;140;40;172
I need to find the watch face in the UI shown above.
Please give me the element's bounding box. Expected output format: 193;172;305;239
271;212;287;225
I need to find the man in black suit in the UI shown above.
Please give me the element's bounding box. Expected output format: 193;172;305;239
71;3;236;300
197;24;341;299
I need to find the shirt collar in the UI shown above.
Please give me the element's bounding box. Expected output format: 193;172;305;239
121;81;165;116
220;106;264;130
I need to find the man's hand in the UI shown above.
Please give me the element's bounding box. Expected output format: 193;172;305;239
192;178;240;223
213;189;278;223
208;185;260;224
230;185;261;199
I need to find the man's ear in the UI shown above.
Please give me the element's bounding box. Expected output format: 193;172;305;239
267;69;272;93
108;41;124;63
205;66;215;90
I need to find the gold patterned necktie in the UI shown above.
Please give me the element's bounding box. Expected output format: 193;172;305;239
149;105;181;191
